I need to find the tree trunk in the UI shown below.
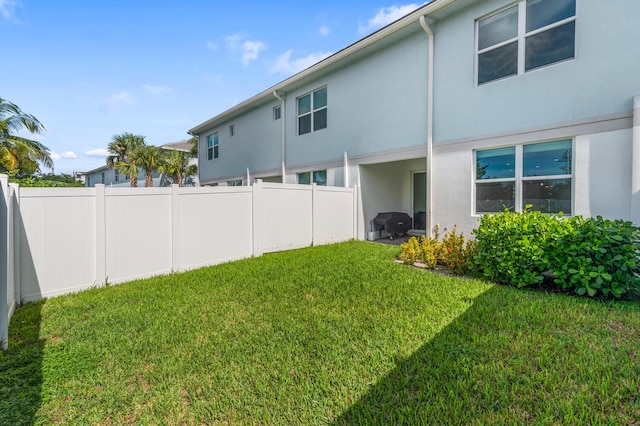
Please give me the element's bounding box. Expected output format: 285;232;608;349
145;171;153;187
177;173;183;187
130;171;137;187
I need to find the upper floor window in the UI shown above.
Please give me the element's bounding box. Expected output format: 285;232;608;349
475;139;573;214
297;87;327;135
273;105;281;121
477;0;576;85
207;133;219;160
297;170;327;186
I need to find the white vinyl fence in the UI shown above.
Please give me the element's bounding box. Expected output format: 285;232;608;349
1;177;358;349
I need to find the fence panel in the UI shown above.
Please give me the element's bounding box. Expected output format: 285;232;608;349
17;188;97;302
176;186;253;271
313;186;356;245
104;188;172;284
257;182;313;253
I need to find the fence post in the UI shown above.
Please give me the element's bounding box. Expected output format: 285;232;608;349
0;174;8;349
252;179;263;257
311;183;317;246
10;184;20;306
171;184;181;272
95;184;107;287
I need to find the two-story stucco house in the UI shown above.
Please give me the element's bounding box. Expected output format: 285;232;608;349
189;0;640;238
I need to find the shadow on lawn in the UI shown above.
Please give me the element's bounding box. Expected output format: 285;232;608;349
333;285;525;424
0;301;45;425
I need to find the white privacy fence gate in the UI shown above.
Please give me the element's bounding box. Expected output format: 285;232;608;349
0;176;358;349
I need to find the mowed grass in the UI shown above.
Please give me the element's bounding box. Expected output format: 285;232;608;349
1;241;639;425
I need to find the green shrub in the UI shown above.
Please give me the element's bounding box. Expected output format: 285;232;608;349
418;235;440;269
473;209;640;299
550;216;640;298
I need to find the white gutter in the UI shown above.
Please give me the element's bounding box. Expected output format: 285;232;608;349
420;15;435;237
188;0;458;135
273;91;286;183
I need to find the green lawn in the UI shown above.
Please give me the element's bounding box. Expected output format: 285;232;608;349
1;241;639;424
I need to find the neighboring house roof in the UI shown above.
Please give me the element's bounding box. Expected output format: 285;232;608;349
161;139;194;153
81;164;111;175
188;0;456;135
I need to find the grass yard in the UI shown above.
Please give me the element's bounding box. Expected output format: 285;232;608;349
1;241;639;424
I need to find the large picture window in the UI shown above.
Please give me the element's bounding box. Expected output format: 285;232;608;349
476;140;572;214
297;87;327;135
477;0;576;85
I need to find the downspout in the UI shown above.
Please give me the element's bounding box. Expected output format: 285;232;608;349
420;15;434;237
273;91;286;183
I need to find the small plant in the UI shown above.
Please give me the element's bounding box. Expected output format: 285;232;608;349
398;225;475;274
398;237;420;265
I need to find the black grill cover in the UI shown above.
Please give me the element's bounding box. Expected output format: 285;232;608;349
373;212;412;236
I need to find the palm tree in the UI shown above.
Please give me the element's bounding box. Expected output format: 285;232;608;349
158;150;197;187
106;133;145;187
0;97;53;173
131;144;162;187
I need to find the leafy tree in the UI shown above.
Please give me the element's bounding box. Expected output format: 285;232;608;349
0;97;53;173
131;144;162;187
158;150;197;187
106;133;145;187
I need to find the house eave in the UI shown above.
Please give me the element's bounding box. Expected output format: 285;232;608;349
188;0;457;136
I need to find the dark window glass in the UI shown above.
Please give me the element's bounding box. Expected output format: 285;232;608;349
313;170;327;186
313;87;327;109
478;41;518;84
298;172;311;185
523;140;572;177
476;182;516;213
478;6;518;50
525;22;575;71
298;94;311;115
523;179;571;214
526;0;575;32
313;109;327;131
274;106;281;120
476;147;516;180
213;145;219;159
299;115;311;135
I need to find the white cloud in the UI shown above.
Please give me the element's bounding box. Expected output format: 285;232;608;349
50;151;77;160
359;4;423;35
319;25;331;37
143;84;170;96
269;50;333;75
0;0;18;20
84;148;110;157
241;40;266;67
106;91;134;111
224;33;267;67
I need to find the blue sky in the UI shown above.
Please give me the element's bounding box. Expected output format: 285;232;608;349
1;0;424;174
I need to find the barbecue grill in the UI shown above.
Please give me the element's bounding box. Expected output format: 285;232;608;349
372;212;412;239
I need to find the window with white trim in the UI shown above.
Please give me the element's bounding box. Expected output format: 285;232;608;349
273;105;281;120
476;0;576;85
227;179;242;186
297;170;327;186
475;139;573;214
297;87;327;135
207;133;219;160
